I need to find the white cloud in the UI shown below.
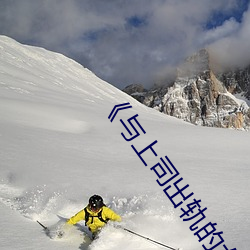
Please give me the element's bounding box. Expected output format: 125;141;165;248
200;18;240;45
0;0;249;88
209;5;250;68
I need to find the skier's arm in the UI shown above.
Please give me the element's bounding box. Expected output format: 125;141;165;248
67;209;85;225
104;207;122;222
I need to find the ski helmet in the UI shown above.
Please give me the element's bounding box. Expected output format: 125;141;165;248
89;195;104;210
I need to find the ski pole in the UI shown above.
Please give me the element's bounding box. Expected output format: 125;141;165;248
37;220;48;231
122;227;179;250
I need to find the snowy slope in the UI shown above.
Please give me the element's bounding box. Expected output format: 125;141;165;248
0;36;249;250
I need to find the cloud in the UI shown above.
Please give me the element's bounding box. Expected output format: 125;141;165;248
200;18;240;45
0;0;249;89
208;3;250;68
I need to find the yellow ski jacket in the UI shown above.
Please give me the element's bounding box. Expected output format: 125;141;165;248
67;206;121;233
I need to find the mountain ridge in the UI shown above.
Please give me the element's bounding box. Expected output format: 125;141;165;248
123;49;250;130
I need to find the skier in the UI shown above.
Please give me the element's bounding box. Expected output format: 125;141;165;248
66;194;122;239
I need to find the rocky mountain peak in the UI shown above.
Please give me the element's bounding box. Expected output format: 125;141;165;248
177;48;210;78
123;49;250;130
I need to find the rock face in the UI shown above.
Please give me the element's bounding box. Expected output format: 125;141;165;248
217;66;250;100
123;49;250;130
123;84;147;103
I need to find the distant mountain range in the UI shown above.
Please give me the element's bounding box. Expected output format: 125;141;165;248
123;49;250;130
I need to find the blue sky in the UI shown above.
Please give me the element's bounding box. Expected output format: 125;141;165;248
0;0;249;89
205;0;249;28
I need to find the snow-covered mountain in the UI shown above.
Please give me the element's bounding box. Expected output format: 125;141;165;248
124;49;250;130
0;36;250;250
217;65;250;100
